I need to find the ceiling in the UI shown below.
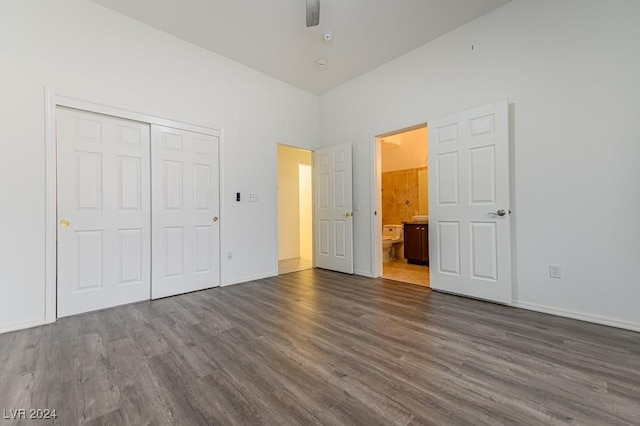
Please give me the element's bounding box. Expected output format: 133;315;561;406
91;0;511;94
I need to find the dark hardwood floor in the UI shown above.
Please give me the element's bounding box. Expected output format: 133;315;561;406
1;269;639;425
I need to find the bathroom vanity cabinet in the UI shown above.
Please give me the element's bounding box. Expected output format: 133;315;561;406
404;223;429;265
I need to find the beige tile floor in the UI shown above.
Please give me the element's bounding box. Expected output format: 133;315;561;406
278;256;314;275
382;259;430;287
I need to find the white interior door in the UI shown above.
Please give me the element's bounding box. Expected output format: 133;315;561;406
314;143;354;274
57;107;151;317
428;101;512;303
151;125;220;299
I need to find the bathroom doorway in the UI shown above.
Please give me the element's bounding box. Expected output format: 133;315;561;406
277;144;314;274
376;125;430;287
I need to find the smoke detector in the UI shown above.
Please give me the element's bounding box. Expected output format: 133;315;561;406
316;58;328;68
322;31;334;43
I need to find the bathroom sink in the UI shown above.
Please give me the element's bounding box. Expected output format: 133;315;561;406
412;215;428;222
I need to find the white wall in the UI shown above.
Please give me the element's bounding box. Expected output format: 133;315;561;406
298;164;313;259
320;0;640;329
0;0;318;333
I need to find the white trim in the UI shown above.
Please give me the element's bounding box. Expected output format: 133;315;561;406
218;127;226;288
44;89;57;323
507;103;518;302
273;144;280;274
311;148;316;272
223;271;276;287
50;94;221;136
369;136;382;278
0;318;46;335
44;88;223;325
512;301;640;333
311;147;316;274
354;269;375;278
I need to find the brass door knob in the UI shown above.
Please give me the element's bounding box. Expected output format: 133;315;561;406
59;219;70;227
343;212;351;217
213;216;219;222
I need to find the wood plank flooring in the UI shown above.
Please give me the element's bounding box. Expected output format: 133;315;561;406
1;269;639;425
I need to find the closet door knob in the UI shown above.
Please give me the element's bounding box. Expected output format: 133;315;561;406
59;219;70;227
213;216;219;222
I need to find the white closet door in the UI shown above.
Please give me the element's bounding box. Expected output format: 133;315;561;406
57;107;151;317
151;125;220;299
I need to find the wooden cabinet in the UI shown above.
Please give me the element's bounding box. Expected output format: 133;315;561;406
404;223;429;265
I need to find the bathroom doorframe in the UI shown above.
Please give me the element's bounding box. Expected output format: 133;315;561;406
370;121;428;278
274;143;315;275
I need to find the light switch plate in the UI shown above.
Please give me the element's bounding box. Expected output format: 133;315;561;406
549;264;561;279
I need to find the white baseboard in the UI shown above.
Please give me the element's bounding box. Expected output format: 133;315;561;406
222;271;277;287
512;301;640;333
0;317;46;335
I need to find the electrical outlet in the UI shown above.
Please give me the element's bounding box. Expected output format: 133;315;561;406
549;264;561;279
227;251;233;260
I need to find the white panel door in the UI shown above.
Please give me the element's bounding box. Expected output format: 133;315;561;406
314;143;353;274
428;101;512;303
151;125;220;299
57;107;151;317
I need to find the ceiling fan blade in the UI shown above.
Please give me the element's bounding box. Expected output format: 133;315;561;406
306;0;320;27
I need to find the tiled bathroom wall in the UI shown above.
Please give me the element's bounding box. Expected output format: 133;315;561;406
382;167;426;225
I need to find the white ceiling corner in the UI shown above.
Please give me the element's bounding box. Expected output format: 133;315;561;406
90;0;511;94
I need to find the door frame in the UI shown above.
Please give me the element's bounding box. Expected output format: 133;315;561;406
44;88;223;323
273;143;315;274
370;121;428;278
370;103;517;304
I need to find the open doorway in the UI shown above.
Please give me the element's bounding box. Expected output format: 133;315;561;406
277;144;313;274
376;125;429;287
